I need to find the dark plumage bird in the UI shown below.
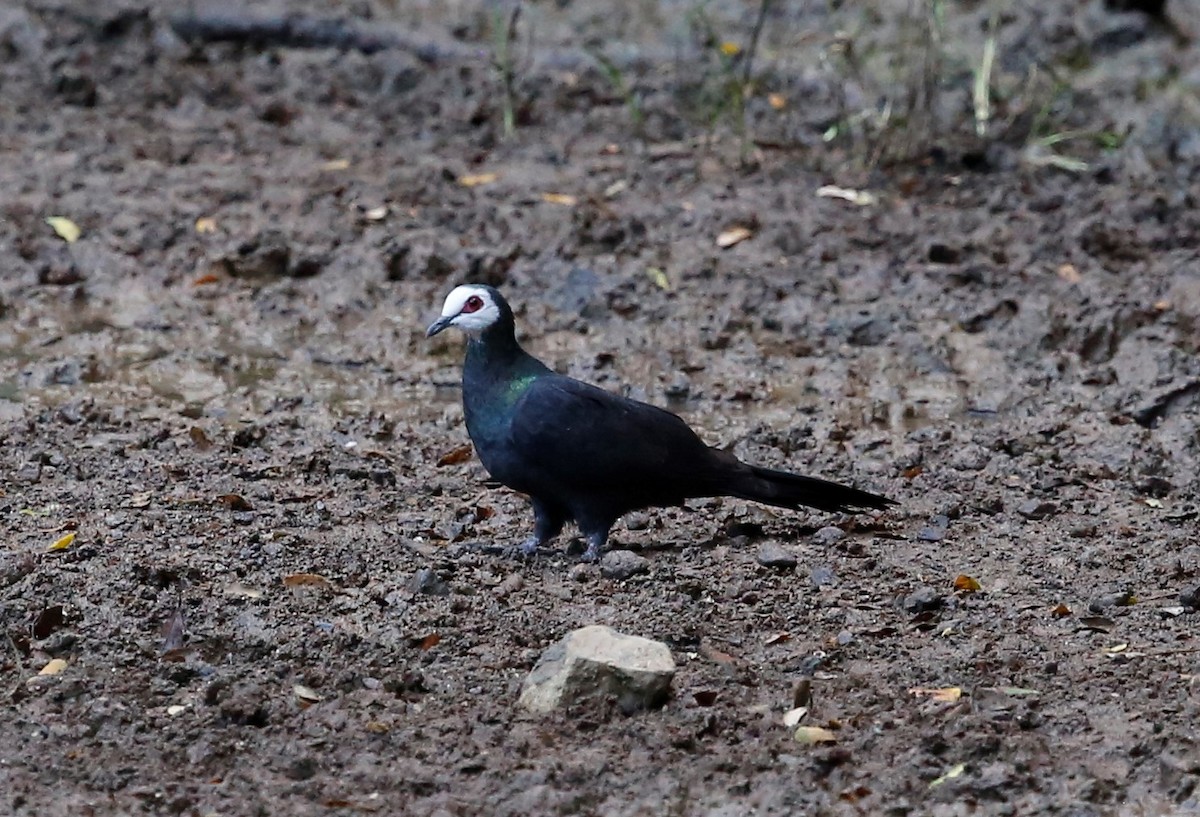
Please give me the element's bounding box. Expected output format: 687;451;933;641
427;285;895;561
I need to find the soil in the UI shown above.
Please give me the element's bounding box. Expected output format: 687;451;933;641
2;1;1200;815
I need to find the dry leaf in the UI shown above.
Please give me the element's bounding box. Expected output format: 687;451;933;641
459;172;498;187
437;444;474;466
816;185;877;206
195;217;218;234
413;633;441;650
1103;643;1128;654
902;465;924;479
541;193;577;206
1057;263;1081;283
363;205;389;221
793;725;836;744
929;762;966;788
189;426;213;450
603;179;628;199
716;225;753;248
161;608;186;653
46;216;81;243
127;491;153;509
39;658;68;676
1051;603;1072;617
909;686;962;703
764;631;791;646
218;494;254;512
699;641;738;666
1079;615;1115;632
646;267;670;290
320;158;350;171
782;706;808;727
953;574;982;593
222;583;264;599
282;573;332;589
719;41;741;57
47;532;76;552
768;93;787;110
294;684;323;707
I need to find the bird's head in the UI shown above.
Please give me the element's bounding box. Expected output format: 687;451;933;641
426;284;510;338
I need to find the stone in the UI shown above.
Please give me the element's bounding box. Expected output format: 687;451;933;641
518;625;675;714
407;567;449;596
1017;500;1057;520
813;526;845;546
903;586;944;614
756;542;797;570
599;549;649;580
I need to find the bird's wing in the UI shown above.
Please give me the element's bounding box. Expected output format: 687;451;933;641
509;375;723;498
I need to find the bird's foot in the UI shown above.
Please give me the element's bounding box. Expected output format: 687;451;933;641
515;536;542;559
580;542;605;563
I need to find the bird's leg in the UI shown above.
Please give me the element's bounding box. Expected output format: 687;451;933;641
580;529;609;563
517;498;565;557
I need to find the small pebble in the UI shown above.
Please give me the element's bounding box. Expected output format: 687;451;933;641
600;550;650;580
810;565;837;588
568;563;599;583
756;543;797;570
813;526;845;546
1088;590;1135;613
493;573;523;598
407;567;450;596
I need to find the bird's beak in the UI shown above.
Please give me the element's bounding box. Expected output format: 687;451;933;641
426;316;454;338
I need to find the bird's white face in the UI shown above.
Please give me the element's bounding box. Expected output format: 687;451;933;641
427;285;501;337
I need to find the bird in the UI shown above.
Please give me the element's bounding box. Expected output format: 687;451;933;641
426;284;896;562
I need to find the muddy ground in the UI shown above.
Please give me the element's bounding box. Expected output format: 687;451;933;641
2;0;1200;814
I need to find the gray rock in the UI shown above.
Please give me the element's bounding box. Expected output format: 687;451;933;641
1017;500;1056;520
599;549;649;580
810;565;837;588
518;625;676;714
813;526;845;546
756;542;797;570
903;586;944;614
1181;585;1200;610
407;567;449;596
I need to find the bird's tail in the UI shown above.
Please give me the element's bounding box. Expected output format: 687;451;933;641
731;465;895;514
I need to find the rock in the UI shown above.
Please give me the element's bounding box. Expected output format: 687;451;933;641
493;573;523;598
903;586;944;614
1088;590;1135;613
1179;585;1200;610
1017;500;1057;520
756;542;797;570
813;526;845;546
810;565;837;588
568;563;598;583
599;549;649;580
518;625;675;714
407;567;449;596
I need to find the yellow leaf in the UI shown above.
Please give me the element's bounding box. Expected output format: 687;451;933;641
910;686;962;703
320;158;351;171
646;267;670;290
816;185;877;206
459;172;498;188
929;762;966;788
194;217;218;234
39;658;68;676
719;42;741;57
282;573;332;589
793;725;836;744
46;216;81;243
953;574;982;593
716;226;753;248
541;193;577;206
768;93;787;110
47;532;76;552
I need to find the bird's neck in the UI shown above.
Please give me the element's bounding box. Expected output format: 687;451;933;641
463;325;549;387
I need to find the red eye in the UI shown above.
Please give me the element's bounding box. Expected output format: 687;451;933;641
462;295;485;314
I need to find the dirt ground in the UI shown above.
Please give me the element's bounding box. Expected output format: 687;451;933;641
2;0;1200;814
